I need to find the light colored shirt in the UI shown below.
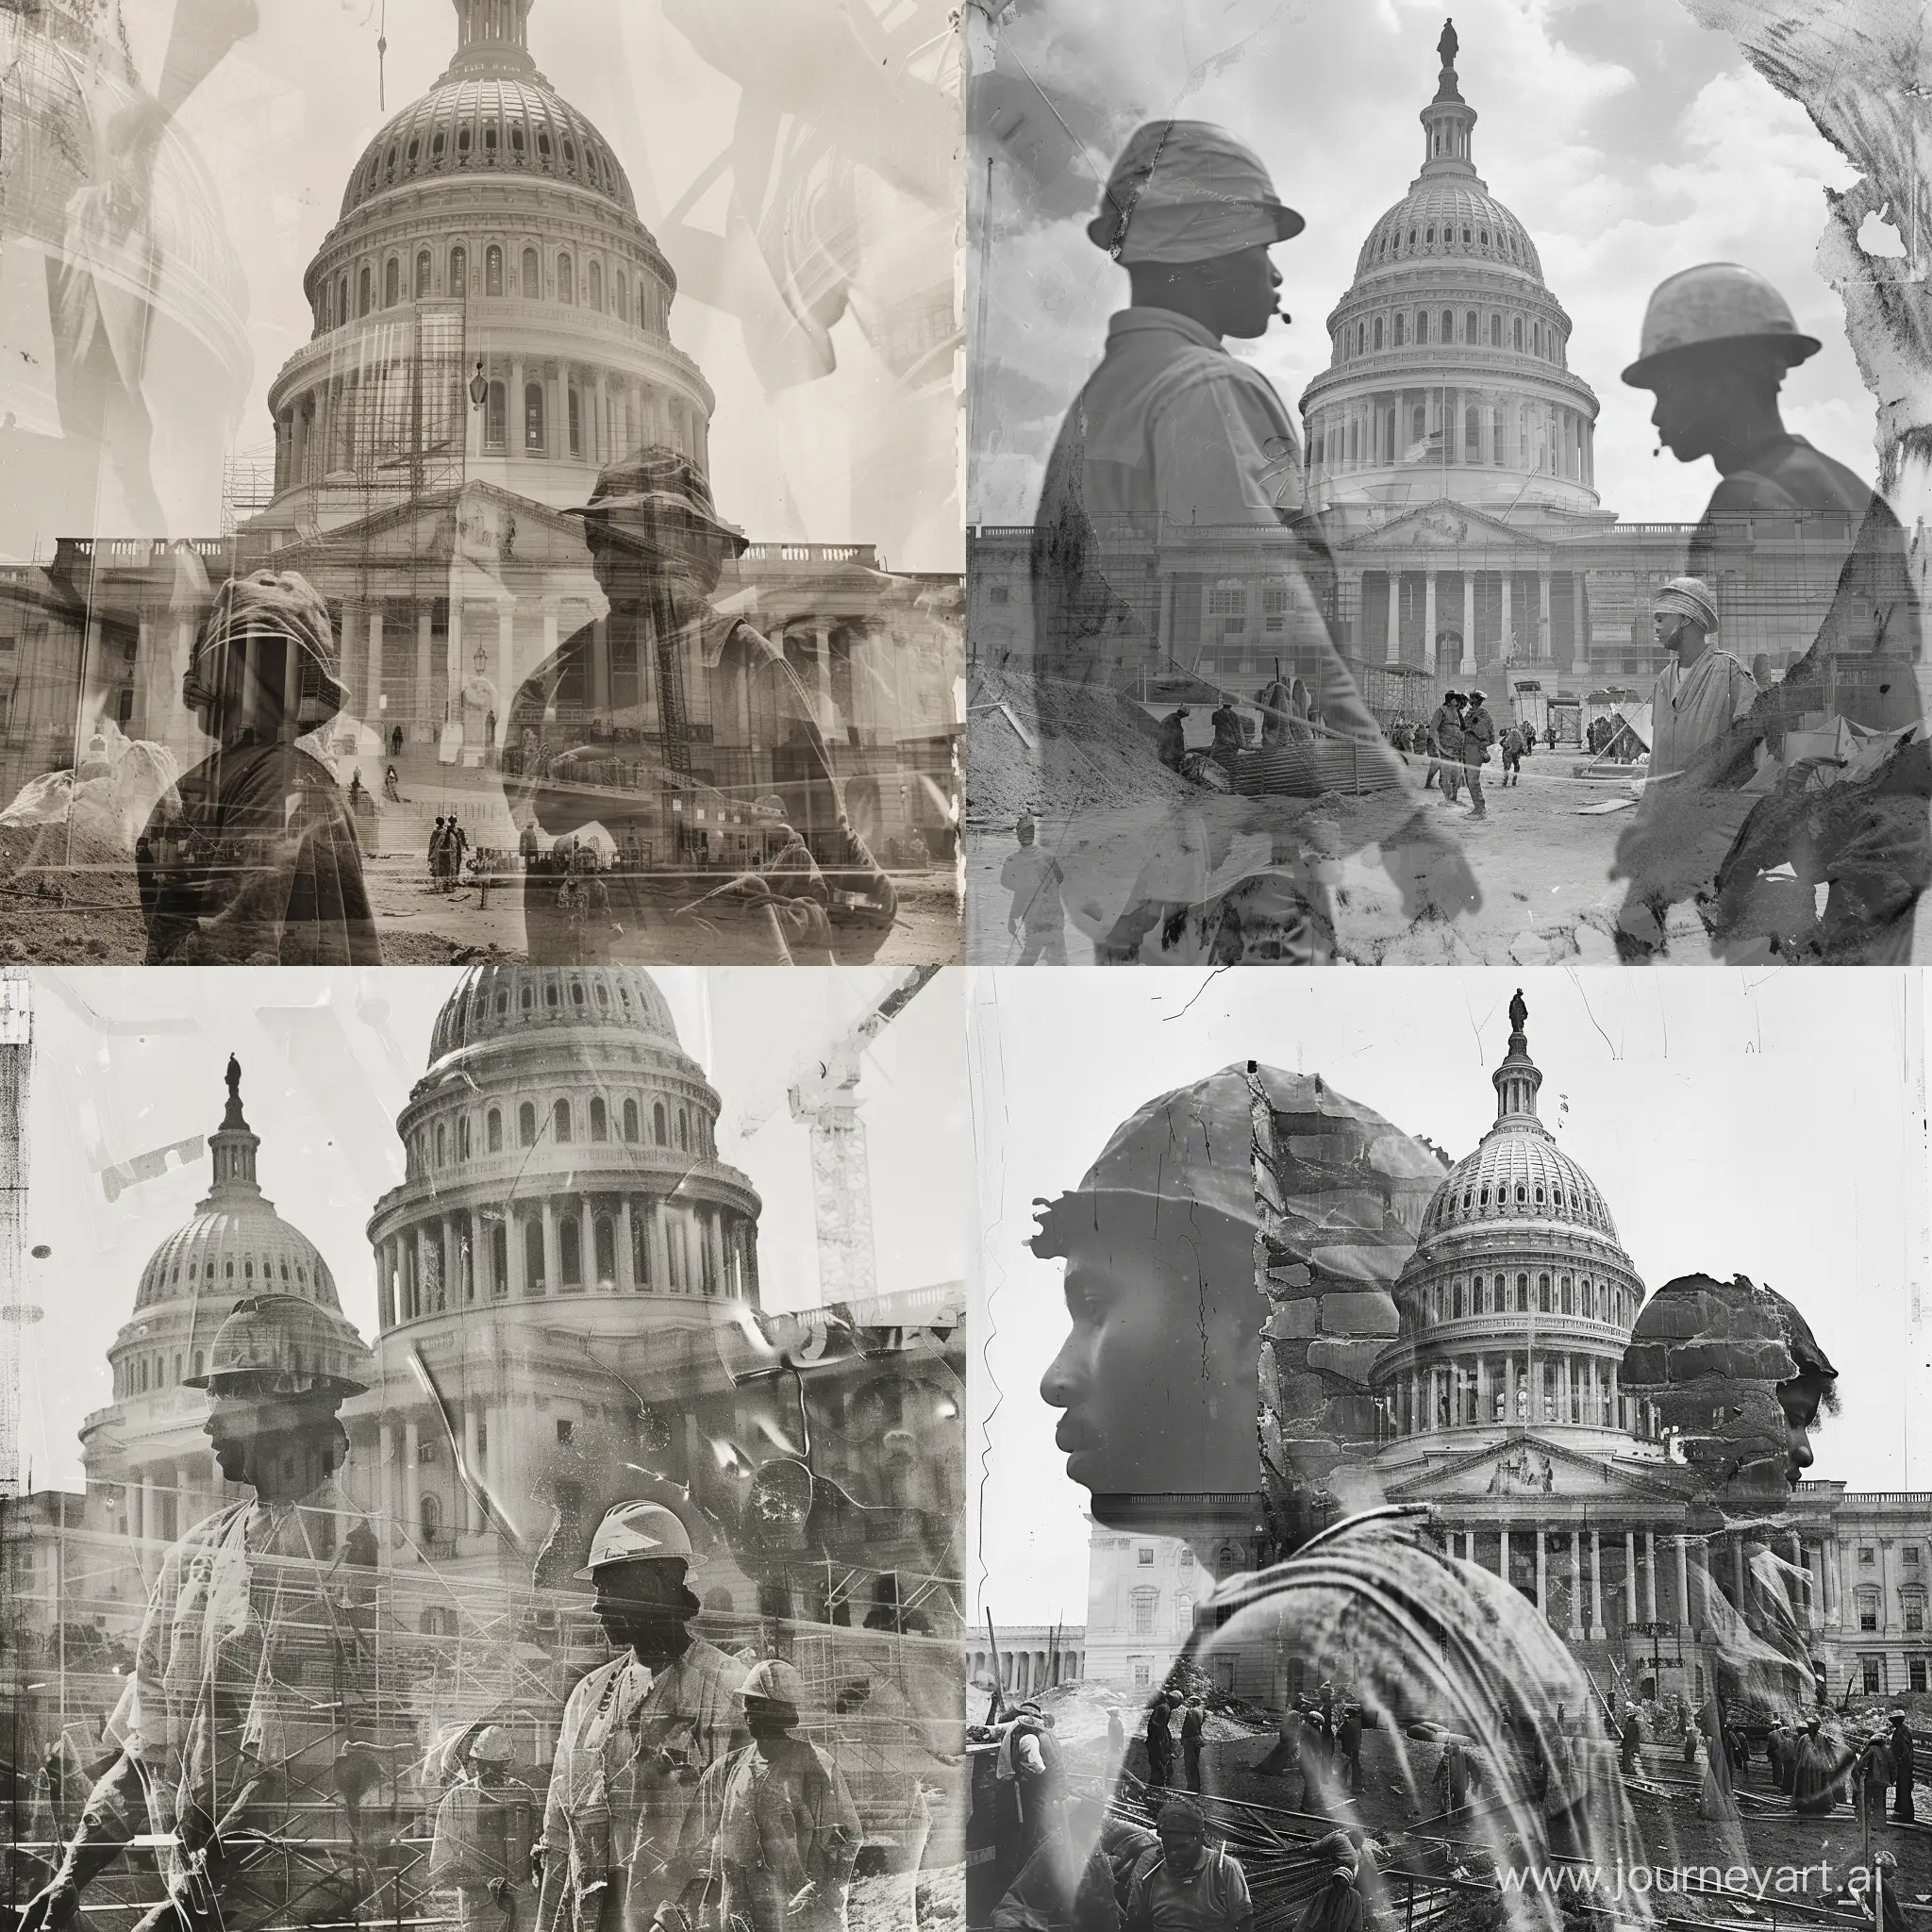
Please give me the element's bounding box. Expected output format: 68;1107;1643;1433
540;1640;748;1927
1128;1846;1254;1931
999;845;1064;929
1647;646;1757;780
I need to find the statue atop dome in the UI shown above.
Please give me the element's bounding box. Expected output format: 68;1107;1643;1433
1438;18;1457;70
1508;988;1527;1037
225;1053;242;1107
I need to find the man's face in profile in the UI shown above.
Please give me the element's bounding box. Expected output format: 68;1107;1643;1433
1777;1373;1826;1487
1039;1196;1259;1507
1196;242;1282;340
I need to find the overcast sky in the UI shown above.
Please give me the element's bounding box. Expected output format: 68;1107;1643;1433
108;0;958;571
968;0;1882;530
969;968;1932;1625
14;965;967;1496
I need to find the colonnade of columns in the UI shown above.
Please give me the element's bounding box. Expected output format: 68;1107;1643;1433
968;1647;1086;1695
375;1194;753;1328
1394;1350;1628;1434
1343;566;1588;675
125;1461;208;1542
1307;388;1594;491
1443;1521;1840;1642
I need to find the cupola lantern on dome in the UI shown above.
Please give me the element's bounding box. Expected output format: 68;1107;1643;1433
452;0;534;69
1420;18;1478;178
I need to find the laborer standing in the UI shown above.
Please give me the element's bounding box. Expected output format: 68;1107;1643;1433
534;1502;748;1932
1179;1698;1206;1793
1429;693;1465;806
1891;1710;1916;1823
1157;706;1190;772
1000;812;1069;965
1460;692;1496;821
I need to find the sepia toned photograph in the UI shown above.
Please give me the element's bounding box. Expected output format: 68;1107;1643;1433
0;961;969;1929
968;968;1932;1927
965;0;1932;966
0;0;964;967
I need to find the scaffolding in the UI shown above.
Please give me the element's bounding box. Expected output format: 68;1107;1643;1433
3;1508;961;1927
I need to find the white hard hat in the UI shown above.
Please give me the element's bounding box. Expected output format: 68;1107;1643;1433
468;1725;513;1765
1623;263;1821;386
575;1500;695;1578
739;1658;808;1710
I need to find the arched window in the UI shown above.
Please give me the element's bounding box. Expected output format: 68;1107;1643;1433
487;1108;503;1153
485;382;508;450
1417;312;1429;344
1355;321;1365;355
338;274;349;325
450;246;467;297
522;246;541;295
138;1357;149;1391
1465;309;1477;342
1516;1273;1529;1311
1372;315;1384;350
192;1350;204;1379
525;382;546;453
358;265;372;316
1465;406;1480;457
558;254;575;304
518;1102;537;1148
589;259;603;310
559;1217;582;1289
491;1224;508;1296
434;1122;447;1167
1513;316;1524;350
568;387;583;458
525;1217;545;1291
1452;1279;1464;1316
653;1101;667;1144
1441;308;1454;340
623;1098;640;1142
594;1216;615;1285
1490;314;1502;347
616;273;630;322
590;1096;608;1141
1392;313;1405;347
676;1109;690;1152
416;250;432;299
1539;1273;1552;1310
459;1117;472;1161
487;245;505;296
1561;1275;1574;1313
553;1099;572;1143
384;257;401;307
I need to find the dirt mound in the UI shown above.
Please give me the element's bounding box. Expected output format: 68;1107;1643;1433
968;666;1196;825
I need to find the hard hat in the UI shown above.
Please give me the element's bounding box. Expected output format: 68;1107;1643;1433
468;1725;513;1765
1622;264;1821;387
1652;577;1720;636
738;1658;808;1709
574;1500;695;1578
184;1294;372;1397
1089;121;1303;261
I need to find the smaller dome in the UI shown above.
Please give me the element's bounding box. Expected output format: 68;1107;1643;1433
137;1206;339;1313
429;965;681;1063
1422;1134;1616;1242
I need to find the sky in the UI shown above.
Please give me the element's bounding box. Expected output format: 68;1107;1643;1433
969;967;1932;1625
11;965;969;1496
967;0;1883;529
79;0;960;571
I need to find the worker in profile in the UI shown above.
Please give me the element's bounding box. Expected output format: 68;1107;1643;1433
534;1502;748;1932
1027;117;1478;961
1615;262;1929;963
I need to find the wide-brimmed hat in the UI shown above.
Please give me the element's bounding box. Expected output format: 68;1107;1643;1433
188;571;350;725
565;447;749;565
1089;120;1303;263
1623;263;1821;387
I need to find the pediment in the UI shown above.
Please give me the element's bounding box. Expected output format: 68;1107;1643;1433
1384;1432;1686;1505
1338;502;1547;556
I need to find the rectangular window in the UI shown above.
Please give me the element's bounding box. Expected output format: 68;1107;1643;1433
1860;1611;1878;1631
1208;588;1246;617
1860;1547;1875;1564
1131;1595;1156;1635
1862;1657;1884;1693
1132;1660;1151;1689
557;1418;574;1443
1136;1546;1155;1566
1912;1659;1928;1693
1907;1610;1924;1633
1907;1547;1923;1564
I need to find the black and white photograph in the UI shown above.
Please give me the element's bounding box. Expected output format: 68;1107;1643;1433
0;0;964;966
968;968;1932;1927
0;961;969;1930
965;0;1932;966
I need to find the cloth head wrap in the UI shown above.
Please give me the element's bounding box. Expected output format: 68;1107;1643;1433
1156;1796;1206;1830
1089;121;1303;264
184;570;348;724
1653;576;1719;636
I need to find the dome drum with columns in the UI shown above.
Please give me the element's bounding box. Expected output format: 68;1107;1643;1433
1373;998;1649;1443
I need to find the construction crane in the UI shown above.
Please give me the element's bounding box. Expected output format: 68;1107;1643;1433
732;966;940;1303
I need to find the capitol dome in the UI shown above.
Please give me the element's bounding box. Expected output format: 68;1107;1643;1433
265;0;715;523
426;964;681;1064
1373;993;1645;1440
1300;21;1601;518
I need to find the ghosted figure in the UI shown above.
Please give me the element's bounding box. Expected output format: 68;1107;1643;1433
506;450;894;965
135;571;378;964
1030;1060;1651;1931
16;1292;377;1932
1615;263;1929;963
535;1501;748;1932
666;1659;861;1932
428;1726;540;1932
1000;811;1067;963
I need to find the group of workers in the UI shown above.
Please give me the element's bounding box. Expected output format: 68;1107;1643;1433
15;1285;869;1932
